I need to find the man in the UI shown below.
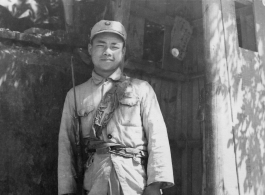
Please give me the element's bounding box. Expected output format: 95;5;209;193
58;20;174;195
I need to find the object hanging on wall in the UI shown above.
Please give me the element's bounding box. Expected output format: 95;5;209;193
171;48;180;58
170;16;192;61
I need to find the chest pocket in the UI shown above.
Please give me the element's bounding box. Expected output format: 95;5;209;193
78;105;94;136
118;92;141;126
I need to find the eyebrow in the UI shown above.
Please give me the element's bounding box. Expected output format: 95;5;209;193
94;40;122;46
94;40;106;44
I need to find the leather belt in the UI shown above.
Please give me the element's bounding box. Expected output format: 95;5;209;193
96;146;148;159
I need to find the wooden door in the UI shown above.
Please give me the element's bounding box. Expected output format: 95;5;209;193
124;1;206;194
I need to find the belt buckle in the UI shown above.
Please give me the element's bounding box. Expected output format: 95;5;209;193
108;146;115;154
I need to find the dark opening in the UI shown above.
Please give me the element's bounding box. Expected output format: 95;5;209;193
142;20;165;63
234;1;257;51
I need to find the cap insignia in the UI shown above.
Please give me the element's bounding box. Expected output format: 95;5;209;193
105;21;111;25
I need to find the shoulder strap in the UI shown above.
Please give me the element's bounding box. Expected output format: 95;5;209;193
90;76;131;139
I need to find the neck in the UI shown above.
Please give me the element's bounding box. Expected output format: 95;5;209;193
94;67;122;79
94;69;115;79
94;70;113;79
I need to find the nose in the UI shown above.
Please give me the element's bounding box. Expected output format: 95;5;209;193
103;47;111;56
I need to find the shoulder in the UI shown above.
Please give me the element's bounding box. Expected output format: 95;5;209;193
129;77;152;89
128;77;155;97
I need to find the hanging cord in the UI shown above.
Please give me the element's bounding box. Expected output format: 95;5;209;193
219;1;241;195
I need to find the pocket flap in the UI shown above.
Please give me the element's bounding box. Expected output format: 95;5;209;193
124;92;134;98
78;105;94;117
119;97;139;107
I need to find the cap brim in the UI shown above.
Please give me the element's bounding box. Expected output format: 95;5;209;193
90;30;126;42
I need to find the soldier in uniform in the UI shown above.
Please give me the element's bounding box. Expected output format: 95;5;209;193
58;20;174;195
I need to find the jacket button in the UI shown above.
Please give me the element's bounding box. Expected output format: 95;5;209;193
107;134;112;139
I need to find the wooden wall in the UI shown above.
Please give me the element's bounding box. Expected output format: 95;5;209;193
125;0;205;194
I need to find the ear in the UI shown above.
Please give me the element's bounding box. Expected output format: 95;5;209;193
88;44;92;55
122;46;126;56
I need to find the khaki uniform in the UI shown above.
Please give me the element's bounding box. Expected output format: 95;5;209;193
58;68;174;195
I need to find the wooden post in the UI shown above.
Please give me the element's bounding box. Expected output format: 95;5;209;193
112;0;131;32
62;0;74;33
112;0;131;71
202;0;230;194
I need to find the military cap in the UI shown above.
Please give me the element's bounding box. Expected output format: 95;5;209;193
90;20;127;43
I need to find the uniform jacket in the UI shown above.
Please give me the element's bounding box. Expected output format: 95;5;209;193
58;68;174;195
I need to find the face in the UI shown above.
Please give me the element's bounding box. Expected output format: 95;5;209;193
88;32;126;78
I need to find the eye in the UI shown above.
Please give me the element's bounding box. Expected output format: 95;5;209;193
111;46;120;50
96;44;104;47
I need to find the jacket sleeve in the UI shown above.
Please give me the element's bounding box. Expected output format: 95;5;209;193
58;90;77;195
140;82;174;189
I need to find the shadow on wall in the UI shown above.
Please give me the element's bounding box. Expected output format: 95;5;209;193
228;50;265;195
227;10;265;195
208;2;265;194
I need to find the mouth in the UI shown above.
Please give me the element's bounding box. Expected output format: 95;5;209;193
101;58;114;61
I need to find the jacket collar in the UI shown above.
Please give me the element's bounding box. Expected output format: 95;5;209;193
92;68;122;85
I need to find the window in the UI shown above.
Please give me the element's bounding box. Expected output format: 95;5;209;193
142;20;165;63
235;1;257;51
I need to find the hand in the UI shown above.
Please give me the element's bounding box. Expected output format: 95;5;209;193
143;182;162;195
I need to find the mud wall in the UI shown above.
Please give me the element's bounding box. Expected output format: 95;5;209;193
203;0;265;194
0;40;90;194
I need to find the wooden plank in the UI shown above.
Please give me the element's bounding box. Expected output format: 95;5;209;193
192;79;200;139
187;81;193;139
124;59;187;82
181;82;188;139
175;82;182;140
74;0;82;34
164;140;182;195
202;0;228;194
181;81;188;195
191;17;205;75
192;148;202;195
165;81;178;139
201;121;207;195
192;33;202;139
187;147;193;195
182;148;188;195
127;15;145;59
161;80;177;138
186;79;193;195
174;139;202;149
112;0;131;32
62;0;74;32
130;3;174;26
199;78;206;195
149;77;162;106
146;0;166;14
